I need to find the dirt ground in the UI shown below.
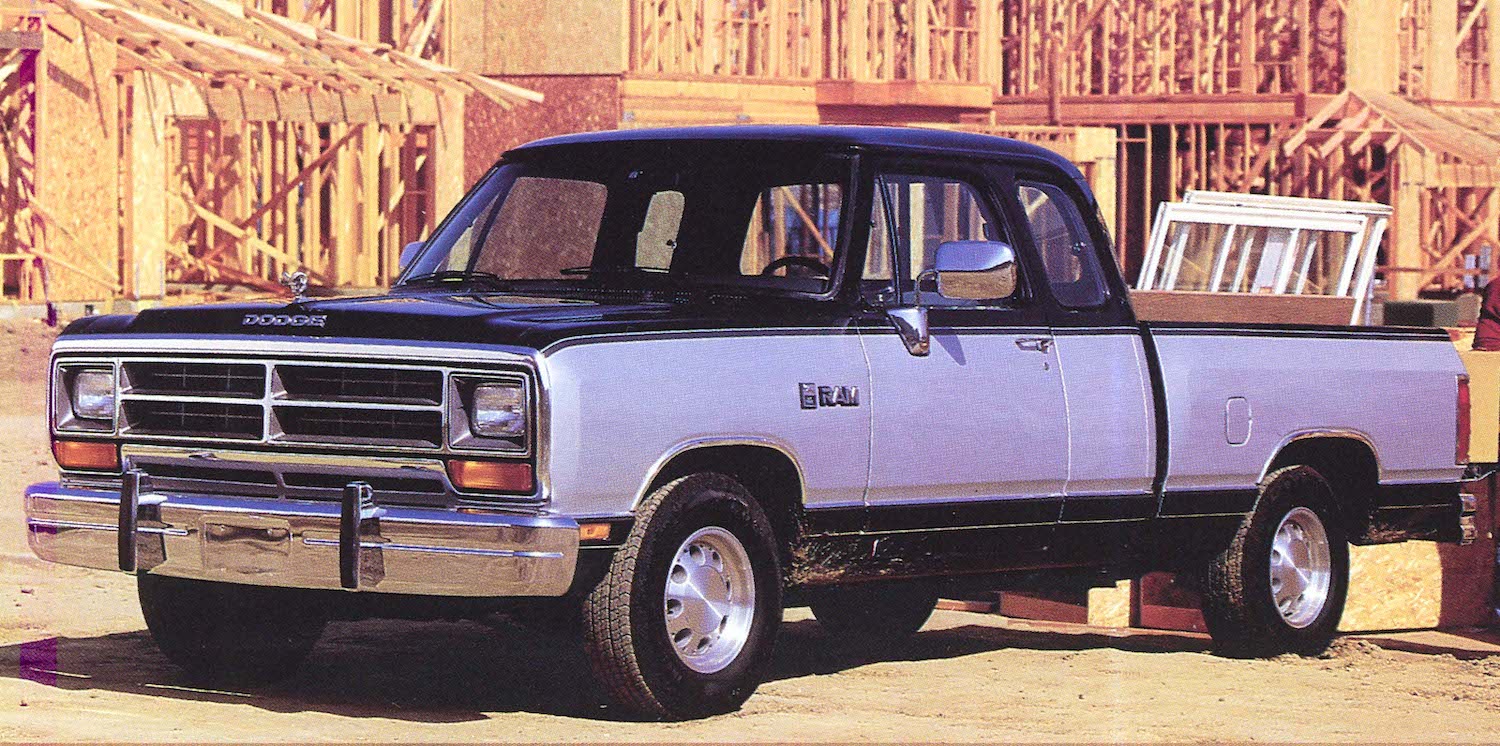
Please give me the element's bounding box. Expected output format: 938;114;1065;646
7;317;1500;742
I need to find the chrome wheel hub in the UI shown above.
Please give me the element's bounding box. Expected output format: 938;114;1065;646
1269;506;1333;629
663;526;756;674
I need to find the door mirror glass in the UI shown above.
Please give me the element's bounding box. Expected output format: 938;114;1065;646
399;241;424;272
933;240;1017;301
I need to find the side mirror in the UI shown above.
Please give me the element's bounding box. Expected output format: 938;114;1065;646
399;241;424;273
933;240;1017;301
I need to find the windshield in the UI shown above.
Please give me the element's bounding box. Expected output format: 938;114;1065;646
399;142;851;297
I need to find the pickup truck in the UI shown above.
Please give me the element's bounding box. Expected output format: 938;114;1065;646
26;126;1475;719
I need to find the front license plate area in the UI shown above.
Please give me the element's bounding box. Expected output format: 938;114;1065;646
201;517;291;576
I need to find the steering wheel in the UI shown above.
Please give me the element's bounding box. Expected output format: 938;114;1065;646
761;255;832;279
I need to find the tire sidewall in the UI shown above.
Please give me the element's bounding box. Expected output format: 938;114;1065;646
629;474;783;717
1242;466;1350;653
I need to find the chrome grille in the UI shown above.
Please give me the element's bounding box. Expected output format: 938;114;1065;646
123;361;264;398
277;365;443;405
86;356;528;455
275;405;443;448
122;400;263;439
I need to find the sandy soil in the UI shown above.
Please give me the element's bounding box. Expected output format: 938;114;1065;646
5;316;1500;742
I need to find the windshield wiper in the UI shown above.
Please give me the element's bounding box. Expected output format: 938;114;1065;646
401;269;510;288
558;266;670;276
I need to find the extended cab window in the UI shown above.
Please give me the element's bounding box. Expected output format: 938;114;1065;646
1018;181;1109;308
740;182;842;281
867;172;1011;307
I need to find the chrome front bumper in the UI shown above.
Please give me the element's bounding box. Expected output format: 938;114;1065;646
24;480;579;597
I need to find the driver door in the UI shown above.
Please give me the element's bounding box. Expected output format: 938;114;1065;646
859;162;1070;547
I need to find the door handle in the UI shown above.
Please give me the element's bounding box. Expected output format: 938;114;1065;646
1016;337;1054;353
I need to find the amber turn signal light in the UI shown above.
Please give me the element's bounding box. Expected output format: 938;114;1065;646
447;459;534;493
52;439;120;471
579;523;612;542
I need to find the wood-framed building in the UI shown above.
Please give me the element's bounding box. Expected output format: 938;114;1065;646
7;0;1498;303
0;0;537;305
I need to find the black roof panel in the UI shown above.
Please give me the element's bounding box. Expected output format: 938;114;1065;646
507;125;1084;184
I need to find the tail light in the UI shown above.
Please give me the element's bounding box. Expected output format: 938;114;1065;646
1457;374;1471;465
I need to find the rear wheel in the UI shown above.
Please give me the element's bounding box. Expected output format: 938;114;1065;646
808;583;939;651
1201;465;1349;657
581;473;782;719
138;575;327;685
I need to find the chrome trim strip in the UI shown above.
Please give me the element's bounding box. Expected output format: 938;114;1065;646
28;518;114;532
301;536;564;558
27;519;189;539
861;493;1066;507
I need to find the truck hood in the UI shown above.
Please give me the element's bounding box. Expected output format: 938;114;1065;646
59;291;853;352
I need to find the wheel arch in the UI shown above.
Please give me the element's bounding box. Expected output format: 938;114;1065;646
1261;431;1382;542
636;438;807;567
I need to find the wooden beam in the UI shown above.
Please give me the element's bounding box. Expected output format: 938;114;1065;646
992;93;1305;125
1458;0;1489;44
191;122;362;268
1282;89;1351;154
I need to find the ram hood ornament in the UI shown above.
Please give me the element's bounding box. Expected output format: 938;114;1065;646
280;270;310;303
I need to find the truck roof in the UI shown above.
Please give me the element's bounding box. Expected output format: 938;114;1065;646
507;125;1086;187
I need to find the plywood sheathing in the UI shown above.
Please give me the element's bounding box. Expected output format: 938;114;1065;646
0;21;46;305
449;0;627;77
35;10;122;303
465;75;623;188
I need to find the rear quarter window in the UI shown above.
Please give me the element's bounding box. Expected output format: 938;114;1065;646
1018;181;1110;309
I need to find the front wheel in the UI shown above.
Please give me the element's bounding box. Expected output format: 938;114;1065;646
1200;465;1349;657
581;473;783;719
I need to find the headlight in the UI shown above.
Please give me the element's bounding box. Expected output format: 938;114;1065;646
54;364;116;433
73;370;116;420
449;375;530;452
470;382;527;437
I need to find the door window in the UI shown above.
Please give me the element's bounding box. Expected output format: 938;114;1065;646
867;172;1011;307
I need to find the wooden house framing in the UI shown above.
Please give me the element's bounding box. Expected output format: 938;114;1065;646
0;0;538;305
436;0;1500;300
7;0;1498;304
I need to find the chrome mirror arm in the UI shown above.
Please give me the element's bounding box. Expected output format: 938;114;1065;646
888;307;929;357
889;268;936;357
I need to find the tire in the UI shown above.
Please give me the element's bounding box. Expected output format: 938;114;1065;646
582;473;783;720
1201;465;1349;657
808;582;938;651
138;574;328;685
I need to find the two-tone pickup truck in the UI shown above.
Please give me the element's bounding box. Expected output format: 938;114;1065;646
27;126;1474;719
